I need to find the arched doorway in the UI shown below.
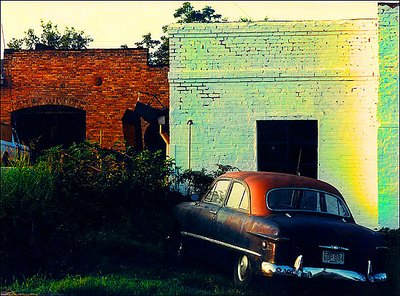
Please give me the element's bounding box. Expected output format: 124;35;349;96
11;105;86;157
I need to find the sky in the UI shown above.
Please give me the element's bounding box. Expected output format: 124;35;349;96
1;1;381;57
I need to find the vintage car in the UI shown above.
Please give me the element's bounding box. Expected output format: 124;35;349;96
1;122;30;166
170;171;388;288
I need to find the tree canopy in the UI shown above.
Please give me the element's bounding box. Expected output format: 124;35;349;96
132;2;224;67
7;20;93;50
173;2;223;23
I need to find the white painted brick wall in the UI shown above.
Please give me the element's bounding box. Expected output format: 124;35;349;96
169;20;384;228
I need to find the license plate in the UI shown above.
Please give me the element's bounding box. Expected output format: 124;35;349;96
322;250;344;265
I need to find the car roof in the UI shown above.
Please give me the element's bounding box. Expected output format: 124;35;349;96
220;171;343;216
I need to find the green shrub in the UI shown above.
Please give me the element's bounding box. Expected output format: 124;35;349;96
40;142;173;198
173;164;240;197
1;141;241;282
1;141;181;281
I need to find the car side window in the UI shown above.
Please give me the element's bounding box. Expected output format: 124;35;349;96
203;180;230;205
226;182;249;211
267;189;350;217
298;191;320;212
325;194;349;216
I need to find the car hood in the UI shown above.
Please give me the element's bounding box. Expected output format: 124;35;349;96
265;213;383;249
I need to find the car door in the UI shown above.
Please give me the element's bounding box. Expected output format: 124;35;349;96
213;180;251;254
187;179;231;253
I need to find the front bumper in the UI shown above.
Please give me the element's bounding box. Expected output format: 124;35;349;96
261;262;387;283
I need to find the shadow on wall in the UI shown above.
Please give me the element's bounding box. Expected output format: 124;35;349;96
122;102;168;156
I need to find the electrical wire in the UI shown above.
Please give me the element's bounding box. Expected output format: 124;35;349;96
231;1;252;20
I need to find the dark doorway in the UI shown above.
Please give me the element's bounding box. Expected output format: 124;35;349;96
257;120;318;178
11;105;86;157
144;123;166;158
122;109;143;150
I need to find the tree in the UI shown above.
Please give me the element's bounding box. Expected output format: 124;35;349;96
153;33;169;67
7;20;93;50
134;28;169;67
173;2;222;23
7;38;24;50
131;2;224;67
135;33;161;50
239;17;253;22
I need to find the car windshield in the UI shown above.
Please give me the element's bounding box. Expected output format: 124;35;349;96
267;188;350;217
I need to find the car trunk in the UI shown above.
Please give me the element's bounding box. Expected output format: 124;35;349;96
268;213;383;273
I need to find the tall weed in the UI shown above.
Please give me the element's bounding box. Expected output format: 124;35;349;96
1;162;57;278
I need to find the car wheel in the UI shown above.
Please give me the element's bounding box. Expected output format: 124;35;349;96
233;253;252;288
167;228;185;264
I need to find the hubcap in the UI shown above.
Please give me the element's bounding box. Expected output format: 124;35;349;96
238;255;249;281
177;241;183;257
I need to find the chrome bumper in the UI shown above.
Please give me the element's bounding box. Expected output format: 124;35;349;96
261;262;387;283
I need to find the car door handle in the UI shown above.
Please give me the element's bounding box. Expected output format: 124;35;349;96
209;210;217;215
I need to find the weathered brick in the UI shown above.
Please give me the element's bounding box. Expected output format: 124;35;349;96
0;49;169;149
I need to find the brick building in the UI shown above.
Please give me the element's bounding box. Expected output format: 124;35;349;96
0;48;169;154
168;4;399;228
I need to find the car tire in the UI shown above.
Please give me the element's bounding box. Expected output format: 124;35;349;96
233;253;252;288
167;228;185;264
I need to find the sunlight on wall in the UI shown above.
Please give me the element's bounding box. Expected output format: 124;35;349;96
378;4;399;229
169;16;397;228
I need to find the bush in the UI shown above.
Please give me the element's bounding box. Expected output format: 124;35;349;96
173;164;240;197
0;142;180;281
1;141;241;282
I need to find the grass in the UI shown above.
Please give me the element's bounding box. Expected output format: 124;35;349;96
0;228;272;295
5;265;246;296
3;231;399;296
5;261;397;296
8;274;186;296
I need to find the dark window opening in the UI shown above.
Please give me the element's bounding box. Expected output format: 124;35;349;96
11;105;86;159
122;109;143;150
257;120;318;178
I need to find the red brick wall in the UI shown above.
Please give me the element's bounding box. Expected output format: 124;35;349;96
0;49;169;148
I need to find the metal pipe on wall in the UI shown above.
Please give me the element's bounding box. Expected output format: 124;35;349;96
187;119;193;170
